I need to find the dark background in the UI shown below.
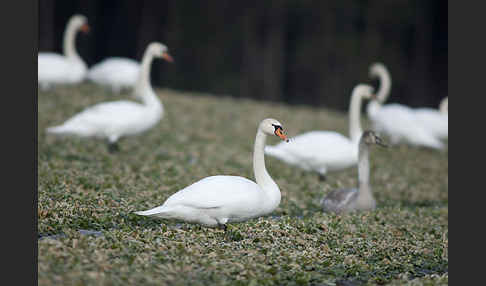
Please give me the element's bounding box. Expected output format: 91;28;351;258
38;0;447;111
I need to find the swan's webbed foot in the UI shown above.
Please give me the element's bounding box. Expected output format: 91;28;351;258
108;142;120;153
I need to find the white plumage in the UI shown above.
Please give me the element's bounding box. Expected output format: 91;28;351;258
265;84;374;177
46;42;173;147
135;118;289;227
366;63;445;150
413;97;448;140
86;57;140;93
38;15;89;90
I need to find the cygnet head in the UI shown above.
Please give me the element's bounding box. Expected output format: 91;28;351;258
68;14;90;33
259;118;289;142
352;84;375;100
369;62;388;78
361;130;388;147
147;42;174;63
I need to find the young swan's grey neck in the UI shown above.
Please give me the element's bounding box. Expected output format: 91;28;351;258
63;19;84;63
253;128;281;213
439;97;448;114
134;49;163;110
349;87;366;144
355;136;375;209
371;64;391;104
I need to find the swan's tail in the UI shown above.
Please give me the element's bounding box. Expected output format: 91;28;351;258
46;125;70;135
264;145;286;159
134;206;168;217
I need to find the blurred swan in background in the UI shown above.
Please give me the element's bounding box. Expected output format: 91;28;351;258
38;15;90;91
413;97;448;140
46;42;173;152
135;118;289;229
86;57;142;93
265;84;374;180
366;62;444;150
321;130;387;214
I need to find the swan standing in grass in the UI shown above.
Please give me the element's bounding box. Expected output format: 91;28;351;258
413;97;448;140
86;57;142;93
46;42;173;152
265;84;374;180
321;130;387;214
366;62;444;150
135;118;289;229
38;15;90;91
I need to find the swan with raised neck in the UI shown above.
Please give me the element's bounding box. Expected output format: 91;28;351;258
264;84;374;179
135;118;289;228
63;14;89;64
46;42;174;151
321;130;387;214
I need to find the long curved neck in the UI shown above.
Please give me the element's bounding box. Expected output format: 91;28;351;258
357;140;372;198
375;69;391;104
253;130;280;207
439;97;448;114
63;23;82;62
135;51;161;108
349;91;364;144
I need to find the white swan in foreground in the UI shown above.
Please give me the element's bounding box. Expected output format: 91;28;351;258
135;118;289;228
265;84;374;180
46;42;173;151
87;51;173;93
321;130;387;214
38;14;89;91
413;97;448;140
367;62;444;150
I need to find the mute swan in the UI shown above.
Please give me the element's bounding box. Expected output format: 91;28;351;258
265;84;374;180
38;15;89;91
46;42;173;152
366;62;444;150
413;97;448;140
135;118;289;228
321;130;387;214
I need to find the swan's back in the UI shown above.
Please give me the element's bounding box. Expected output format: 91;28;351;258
38;53;86;83
87;57;140;87
163;176;263;211
266;131;357;171
414;108;448;139
47;100;161;139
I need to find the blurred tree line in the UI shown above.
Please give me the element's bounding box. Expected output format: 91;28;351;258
38;0;447;111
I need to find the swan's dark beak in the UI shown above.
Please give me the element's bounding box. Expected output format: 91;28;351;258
275;128;289;142
375;136;388;148
162;52;174;63
80;24;90;33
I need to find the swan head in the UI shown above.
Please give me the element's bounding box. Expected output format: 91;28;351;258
147;42;174;63
362;130;388;148
259;118;288;142
369;62;388;78
68;14;90;34
352;84;375;100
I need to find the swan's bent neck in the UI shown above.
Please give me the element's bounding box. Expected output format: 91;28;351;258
63;23;83;63
439;97;448;114
349;91;365;144
253;129;281;210
134;51;163;110
357;139;372;200
375;68;391;104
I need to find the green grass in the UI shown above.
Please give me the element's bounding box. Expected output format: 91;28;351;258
38;84;448;285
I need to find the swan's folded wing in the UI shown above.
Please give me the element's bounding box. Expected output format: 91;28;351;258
162;175;260;210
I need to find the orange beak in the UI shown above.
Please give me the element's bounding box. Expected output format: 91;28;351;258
161;52;174;63
275;128;289;142
80;24;90;33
